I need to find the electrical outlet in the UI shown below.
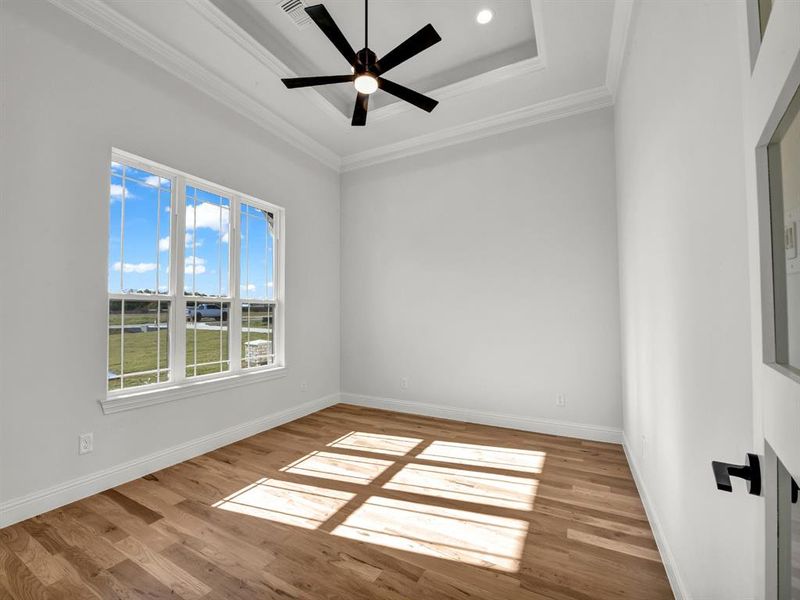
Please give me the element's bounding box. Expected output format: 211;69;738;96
300;381;309;392
400;377;408;390
79;433;93;455
556;394;566;407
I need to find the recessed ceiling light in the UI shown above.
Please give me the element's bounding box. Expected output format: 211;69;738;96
476;9;493;25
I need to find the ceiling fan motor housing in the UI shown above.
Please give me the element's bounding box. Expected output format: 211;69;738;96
356;48;378;74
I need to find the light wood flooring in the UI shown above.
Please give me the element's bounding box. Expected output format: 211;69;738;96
0;404;673;599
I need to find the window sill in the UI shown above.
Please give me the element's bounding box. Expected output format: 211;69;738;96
100;366;287;415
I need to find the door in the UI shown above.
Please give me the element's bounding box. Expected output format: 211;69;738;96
742;1;800;597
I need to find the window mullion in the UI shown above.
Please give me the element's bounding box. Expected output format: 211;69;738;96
274;210;285;368
172;175;187;384
230;196;242;373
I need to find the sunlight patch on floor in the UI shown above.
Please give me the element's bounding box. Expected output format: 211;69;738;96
383;463;539;510
327;431;424;456
280;451;394;485
331;496;528;572
212;478;354;529
213;433;543;570
417;441;546;473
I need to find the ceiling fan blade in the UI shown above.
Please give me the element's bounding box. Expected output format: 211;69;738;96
282;74;354;89
305;4;358;66
374;24;441;75
377;78;438;112
352;92;369;126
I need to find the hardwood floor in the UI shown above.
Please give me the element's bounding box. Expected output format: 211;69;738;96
0;404;673;599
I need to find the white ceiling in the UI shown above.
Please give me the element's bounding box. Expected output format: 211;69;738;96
47;0;629;171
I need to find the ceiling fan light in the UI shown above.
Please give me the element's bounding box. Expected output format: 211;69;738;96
354;74;378;94
476;9;493;24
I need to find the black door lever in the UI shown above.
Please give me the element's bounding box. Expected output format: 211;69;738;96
712;453;761;496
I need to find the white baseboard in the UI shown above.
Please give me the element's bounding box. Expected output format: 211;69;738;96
340;392;623;444
622;434;688;600
0;392;625;528
0;393;340;528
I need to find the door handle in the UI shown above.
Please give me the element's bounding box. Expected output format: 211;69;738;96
712;453;761;496
792;478;798;504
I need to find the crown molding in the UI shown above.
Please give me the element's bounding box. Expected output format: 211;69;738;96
340;85;614;172
605;0;636;100
186;0;347;125
46;0;342;171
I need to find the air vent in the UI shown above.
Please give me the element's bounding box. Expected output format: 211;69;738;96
277;0;312;30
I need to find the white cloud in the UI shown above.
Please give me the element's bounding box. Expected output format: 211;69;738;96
185;256;206;275
159;234;203;252
109;184;132;202
185;232;203;248
241;283;256;292
145;175;161;187
113;261;157;273
186;202;229;233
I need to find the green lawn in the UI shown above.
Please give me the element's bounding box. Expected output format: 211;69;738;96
108;329;168;390
108;300;274;391
108;325;273;391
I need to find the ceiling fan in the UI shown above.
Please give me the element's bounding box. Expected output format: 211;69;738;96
281;0;442;126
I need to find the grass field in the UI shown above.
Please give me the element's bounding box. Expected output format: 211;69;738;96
108;318;273;391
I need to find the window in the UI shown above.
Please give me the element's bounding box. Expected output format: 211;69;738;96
240;201;277;369
107;160;172;391
767;83;800;374
184;185;232;379
107;150;283;400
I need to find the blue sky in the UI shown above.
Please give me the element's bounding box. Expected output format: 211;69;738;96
109;162;274;299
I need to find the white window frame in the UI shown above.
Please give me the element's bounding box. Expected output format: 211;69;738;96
103;149;286;414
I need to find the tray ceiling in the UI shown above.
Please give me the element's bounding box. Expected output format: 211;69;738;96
45;0;625;171
212;0;539;115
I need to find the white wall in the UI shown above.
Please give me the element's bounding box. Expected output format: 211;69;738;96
614;2;756;598
340;109;623;435
0;0;340;512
